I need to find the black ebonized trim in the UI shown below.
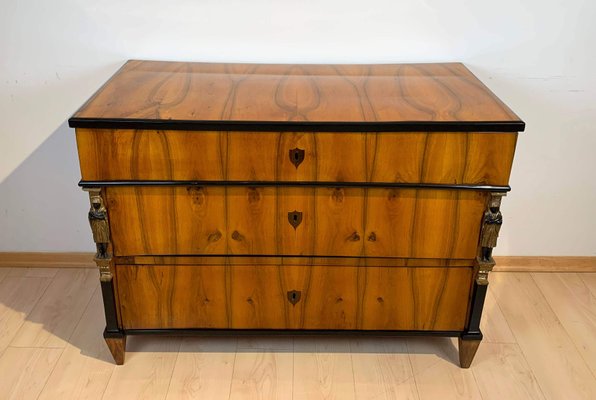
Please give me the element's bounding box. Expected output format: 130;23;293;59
103;327;125;339
68;117;525;132
462;281;488;339
79;180;511;192
123;328;462;337
100;280;120;334
460;331;483;341
114;254;472;262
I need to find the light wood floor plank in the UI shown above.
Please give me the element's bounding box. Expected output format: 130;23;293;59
102;336;181;400
38;287;116;400
350;337;418;400
532;273;596;375
0;267;11;283
293;337;356;400
166;337;237;400
236;336;294;351
0;346;62;400
490;272;596;400
2;268;595;399
229;349;293;400
579;273;596;296
0;276;53;356
481;289;516;343
7;267;59;278
407;337;482;400
471;343;545;400
11;268;98;348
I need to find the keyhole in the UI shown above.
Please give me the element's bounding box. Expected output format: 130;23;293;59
289;148;305;168
287;290;301;305
288;211;303;229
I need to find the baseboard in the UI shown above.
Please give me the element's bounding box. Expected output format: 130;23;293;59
493;256;596;272
0;252;95;268
0;252;594;272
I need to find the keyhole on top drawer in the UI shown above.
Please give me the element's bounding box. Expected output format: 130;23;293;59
288;211;303;229
289;148;305;168
287;290;301;305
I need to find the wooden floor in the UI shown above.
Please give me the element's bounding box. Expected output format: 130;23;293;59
0;268;594;400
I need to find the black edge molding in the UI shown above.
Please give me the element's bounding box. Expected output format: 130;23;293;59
79;180;511;192
114;254;474;261
124;328;462;337
462;281;488;339
68;117;525;133
100;280;120;334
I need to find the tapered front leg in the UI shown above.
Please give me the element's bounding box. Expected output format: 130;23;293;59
458;337;481;368
104;329;126;365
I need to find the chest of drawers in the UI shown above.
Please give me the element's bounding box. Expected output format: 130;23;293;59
69;61;523;366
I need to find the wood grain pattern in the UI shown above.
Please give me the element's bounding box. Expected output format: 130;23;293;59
4;268;596;398
407;337;482;399
0;268;9;283
480;289;516;344
105;336;126;365
532;273;596;375
107;186;227;256
116;264;472;331
293;337;356;400
69;60;525;368
493;256;596;272
350;337;418;400
38;287;116;400
0;252;95;268
101;336;181;400
490;272;596;399
0;276;53;356
71;61;522;126
120;256;471;267
0;347;62;400
106;186;487;259
471;343;546;400
229;350;293;400
166;337;236;400
76;129;517;186
10;268;97;349
580;273;596;296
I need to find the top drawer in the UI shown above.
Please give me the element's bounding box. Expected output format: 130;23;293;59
76;129;517;186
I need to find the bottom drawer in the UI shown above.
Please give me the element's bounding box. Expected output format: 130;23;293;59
116;264;473;331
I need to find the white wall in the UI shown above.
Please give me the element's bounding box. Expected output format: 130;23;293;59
1;0;595;255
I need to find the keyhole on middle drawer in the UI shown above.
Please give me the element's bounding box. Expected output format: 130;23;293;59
288;211;303;229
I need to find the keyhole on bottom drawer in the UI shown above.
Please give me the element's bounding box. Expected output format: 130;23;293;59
287;290;301;305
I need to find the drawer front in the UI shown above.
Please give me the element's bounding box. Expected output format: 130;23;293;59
116;264;473;331
77;129;517;186
106;187;487;259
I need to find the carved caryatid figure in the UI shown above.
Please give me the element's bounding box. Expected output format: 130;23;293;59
479;194;504;262
88;193;110;256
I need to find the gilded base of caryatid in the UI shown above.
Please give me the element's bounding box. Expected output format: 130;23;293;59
475;256;496;285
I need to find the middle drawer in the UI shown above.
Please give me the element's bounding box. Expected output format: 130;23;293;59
106;186;487;259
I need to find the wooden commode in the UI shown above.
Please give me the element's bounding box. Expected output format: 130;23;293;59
69;60;524;366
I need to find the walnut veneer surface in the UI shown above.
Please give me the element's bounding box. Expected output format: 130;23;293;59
70;60;523;367
71;61;522;126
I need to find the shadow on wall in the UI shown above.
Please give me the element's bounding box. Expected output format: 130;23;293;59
0;120;92;252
